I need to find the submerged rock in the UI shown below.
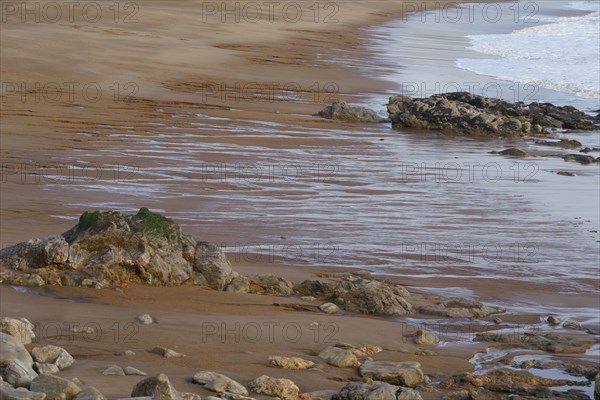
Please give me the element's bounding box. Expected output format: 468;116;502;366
535;138;582;148
492;148;529;157
387;92;598;136
317;101;387;123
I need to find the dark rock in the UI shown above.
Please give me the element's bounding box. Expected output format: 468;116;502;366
562;154;599;165
317;101;387;123
557;171;575;177
387;93;598;136
496;148;529;157
534;138;582;148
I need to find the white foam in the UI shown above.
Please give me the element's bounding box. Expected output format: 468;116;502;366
457;6;600;100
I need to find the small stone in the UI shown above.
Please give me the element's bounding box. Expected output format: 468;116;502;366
300;296;316;302
150;346;185;358
136;314;154;325
547;316;561;325
412;329;440;346
318;303;340;314
318;346;360;368
115;350;136;356
493;317;503;324
102;365;126;376
248;375;299;400
268;356;315;370
71;326;96;334
192;371;248;395
563;319;583;330
124;366;147;376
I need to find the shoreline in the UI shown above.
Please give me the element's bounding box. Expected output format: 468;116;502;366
1;0;599;398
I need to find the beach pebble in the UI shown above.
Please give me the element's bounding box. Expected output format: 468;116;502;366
102;365;125;376
318;303;340;314
192;371;248;395
547;316;561;325
268;356;315;370
318;346;360;368
124;366;147;376
136;314;154;325
115;350;136;356
562;320;583;330
150;346;185;358
248;375;299;400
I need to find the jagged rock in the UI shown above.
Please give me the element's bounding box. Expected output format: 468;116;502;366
317;101;387;123
318;346;360;368
4;359;38;388
0;332;34;368
562;320;584;330
473;332;588;353
417;298;504;319
562;154;599;165
124;367;147;376
248;275;294;296
0;209;236;289
387;93;598;136
192;371;248;395
102;365;126;376
337;381;423;400
0;384;47;400
268;356;315;370
248;375;299;400
150;347;185;358
359;361;426;387
136;314;154;325
547;316;561;325
0;318;35;344
131;374;178;400
73;388;107;400
334;343;383;357
319;303;340;314
295;277;411;317
30;375;81;400
31;345;75;370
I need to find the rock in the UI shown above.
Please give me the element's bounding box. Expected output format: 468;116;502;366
318;346;360;368
131;374;178;400
337;381;422;400
334;343;382;357
411;329;440;346
30;375;81;400
225;275;251;293
473;332;588;353
0;209;233;289
116;350;136;356
192;371;248;395
562;154;599;165
557;171;575;177
248;275;294;297
0;318;35;344
535;138;582;148
4;359;38;388
417;298;504;319
102;365;126;376
0;385;47;400
248;375;299;400
31;345;75;370
124;366;147;376
595;372;599;400
317;101;387;123
547;316;561;325
194;242;234;290
34;363;60;375
496;148;529;157
268;356;315;370
387;92;598;136
300;296;316;302
301;390;338;400
562;319;584;330
294;277;411;317
73;388;107;400
136;314;154;325
0;332;34;368
359;361;426;387
318;303;340;314
150;346;185;358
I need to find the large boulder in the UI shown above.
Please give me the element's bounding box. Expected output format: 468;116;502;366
248;375;299;400
336;381;422;400
0;332;34;368
30;375;81;400
295;277;412;316
0;317;35;344
359;361;427;387
0;209;234;289
387;93;598;136
317;101;387;123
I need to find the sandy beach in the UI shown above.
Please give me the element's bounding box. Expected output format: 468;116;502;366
1;0;599;399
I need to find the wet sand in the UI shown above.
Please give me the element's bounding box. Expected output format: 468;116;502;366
1;0;599;398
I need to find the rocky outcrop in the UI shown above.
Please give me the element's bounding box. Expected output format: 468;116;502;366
248;375;299;400
417;298;505;319
294;277;412;317
359;361;427;388
0;209;236;289
336;381;422;400
317;101;387;123
387;93;598;136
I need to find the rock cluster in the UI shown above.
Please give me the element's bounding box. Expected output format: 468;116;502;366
386;93;598;136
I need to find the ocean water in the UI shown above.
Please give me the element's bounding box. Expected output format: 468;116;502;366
457;1;600;108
